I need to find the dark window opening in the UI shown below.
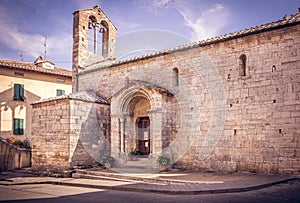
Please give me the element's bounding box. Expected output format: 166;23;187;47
173;68;179;86
14;72;24;77
239;54;247;77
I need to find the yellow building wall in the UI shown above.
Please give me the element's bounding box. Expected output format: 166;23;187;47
0;68;72;141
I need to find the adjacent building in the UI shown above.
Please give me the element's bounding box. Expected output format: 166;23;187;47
0;56;72;141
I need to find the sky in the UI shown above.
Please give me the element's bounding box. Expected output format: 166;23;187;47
0;0;299;69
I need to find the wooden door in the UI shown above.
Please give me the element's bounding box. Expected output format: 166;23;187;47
137;117;150;155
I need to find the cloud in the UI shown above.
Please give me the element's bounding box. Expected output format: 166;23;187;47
137;0;175;14
177;3;229;41
138;0;229;41
0;4;72;68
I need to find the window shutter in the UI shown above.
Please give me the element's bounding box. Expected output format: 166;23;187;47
14;84;20;100
56;89;65;96
20;84;25;101
20;119;24;135
13;119;19;134
13;119;24;135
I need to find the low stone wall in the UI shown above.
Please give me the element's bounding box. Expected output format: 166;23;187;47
0;138;31;172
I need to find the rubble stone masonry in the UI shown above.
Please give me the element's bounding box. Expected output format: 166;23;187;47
31;97;110;171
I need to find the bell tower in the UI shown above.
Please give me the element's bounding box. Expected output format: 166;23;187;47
72;5;117;92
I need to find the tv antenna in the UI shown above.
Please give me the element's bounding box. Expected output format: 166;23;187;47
20;50;23;61
44;36;47;59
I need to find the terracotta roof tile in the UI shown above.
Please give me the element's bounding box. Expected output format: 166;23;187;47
0;60;72;77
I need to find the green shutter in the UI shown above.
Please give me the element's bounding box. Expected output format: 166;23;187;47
13;118;18;134
14;84;20;100
56;89;65;96
20;119;24;135
13;119;24;135
13;84;25;101
19;84;25;101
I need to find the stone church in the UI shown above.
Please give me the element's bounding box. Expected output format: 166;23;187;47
31;6;300;174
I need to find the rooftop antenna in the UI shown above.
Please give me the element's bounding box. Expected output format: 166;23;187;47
44;36;47;59
20;50;23;61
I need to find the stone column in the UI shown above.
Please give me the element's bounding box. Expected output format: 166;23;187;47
93;25;98;54
148;108;163;156
120;118;125;154
110;115;120;158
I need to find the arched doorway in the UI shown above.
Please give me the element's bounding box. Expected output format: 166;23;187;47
110;81;174;161
129;96;151;155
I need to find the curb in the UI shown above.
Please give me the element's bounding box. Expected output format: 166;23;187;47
52;177;299;195
1;177;297;195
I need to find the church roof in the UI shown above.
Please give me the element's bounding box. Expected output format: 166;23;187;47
32;91;109;105
112;10;300;67
79;9;300;75
0;58;72;77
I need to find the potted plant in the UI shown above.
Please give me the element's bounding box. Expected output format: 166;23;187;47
100;155;114;169
128;149;141;161
157;155;171;171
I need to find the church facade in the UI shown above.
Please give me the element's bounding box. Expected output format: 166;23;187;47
31;6;300;174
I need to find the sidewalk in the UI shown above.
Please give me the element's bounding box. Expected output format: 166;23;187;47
0;169;299;195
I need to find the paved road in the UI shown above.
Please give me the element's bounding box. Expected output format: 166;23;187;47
0;180;299;203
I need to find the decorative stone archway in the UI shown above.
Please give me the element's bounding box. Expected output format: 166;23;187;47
110;80;173;164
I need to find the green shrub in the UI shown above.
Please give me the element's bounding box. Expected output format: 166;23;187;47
157;155;171;167
100;155;114;164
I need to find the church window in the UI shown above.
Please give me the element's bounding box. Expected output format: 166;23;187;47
100;20;109;57
173;68;179;86
239;54;247;77
88;15;98;54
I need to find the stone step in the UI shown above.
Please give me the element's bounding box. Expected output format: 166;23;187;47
125;161;150;167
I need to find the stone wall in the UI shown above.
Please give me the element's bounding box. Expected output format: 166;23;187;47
0;138;31;172
31;99;71;171
31;96;110;172
77;22;300;174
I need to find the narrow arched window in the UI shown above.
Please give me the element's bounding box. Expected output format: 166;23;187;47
239;54;247;76
88;15;98;54
173;68;179;86
100;20;109;57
